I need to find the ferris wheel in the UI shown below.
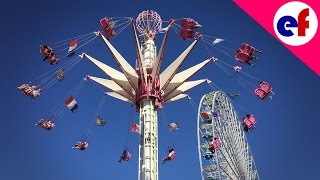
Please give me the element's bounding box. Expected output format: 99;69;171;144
197;91;260;180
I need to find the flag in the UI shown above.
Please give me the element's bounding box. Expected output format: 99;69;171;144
233;66;242;72
65;96;78;112
157;26;169;33
67;39;78;57
131;123;140;133
194;21;203;28
212;38;224;46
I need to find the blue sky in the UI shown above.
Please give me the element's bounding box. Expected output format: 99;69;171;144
1;0;319;179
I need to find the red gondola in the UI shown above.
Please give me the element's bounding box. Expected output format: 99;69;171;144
100;17;116;39
180;18;202;40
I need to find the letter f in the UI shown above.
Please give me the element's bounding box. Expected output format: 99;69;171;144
298;8;309;36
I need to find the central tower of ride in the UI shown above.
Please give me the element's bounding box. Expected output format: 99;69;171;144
83;10;213;180
135;10;162;180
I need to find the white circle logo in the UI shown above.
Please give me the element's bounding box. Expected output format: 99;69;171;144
273;1;318;46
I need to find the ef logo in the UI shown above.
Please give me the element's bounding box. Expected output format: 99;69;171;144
273;1;318;46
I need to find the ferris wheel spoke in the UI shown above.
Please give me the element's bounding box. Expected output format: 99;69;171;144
213;111;243;177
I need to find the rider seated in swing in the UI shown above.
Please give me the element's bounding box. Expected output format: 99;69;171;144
96;116;106;126
72;140;89;151
47;53;59;65
118;149;131;162
162;148;176;164
40;45;59;65
18;84;42;98
242;114;256;132
18;83;29;92
40;45;54;61
255;81;274;100
56;69;64;80
35;119;55;130
31;87;42;98
235;49;254;66
259;81;274;96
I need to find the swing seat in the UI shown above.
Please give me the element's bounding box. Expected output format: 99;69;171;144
255;88;267;100
121;151;131;161
181;18;197;30
248;115;256;125
56;69;64;80
79;142;88;151
243;118;253;129
239;43;255;56
180;29;195;40
40;45;53;58
260;81;272;94
96;118;106;126
235;51;251;64
100;17;116;39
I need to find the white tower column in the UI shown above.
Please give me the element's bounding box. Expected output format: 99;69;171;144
139;98;158;180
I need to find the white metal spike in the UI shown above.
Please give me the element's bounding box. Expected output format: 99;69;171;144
88;75;133;101
105;92;132;103
99;33;139;89
164;79;207;101
84;53;135;96
163;58;212;95
160;40;199;89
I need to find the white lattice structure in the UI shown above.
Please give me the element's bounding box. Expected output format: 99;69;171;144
136;10;162;34
197;91;260;180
